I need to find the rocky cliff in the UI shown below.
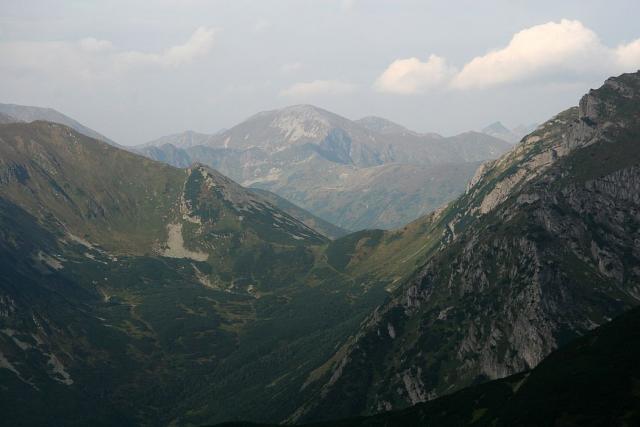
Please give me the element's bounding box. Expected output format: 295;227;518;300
292;71;640;421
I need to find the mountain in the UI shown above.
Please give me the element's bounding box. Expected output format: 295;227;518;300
249;188;349;239
512;123;537;138
0;112;20;124
482;121;538;144
0;120;390;425
3;72;640;427
482;121;519;143
355;116;415;135
138;105;511;230
140;143;194;168
218;305;640;427
286;71;640;421
0;102;118;146
255;161;483;231
142;130;217;149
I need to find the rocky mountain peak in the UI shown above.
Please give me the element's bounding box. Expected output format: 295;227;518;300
269;104;335;141
481;121;520;144
579;71;640;125
483;121;510;133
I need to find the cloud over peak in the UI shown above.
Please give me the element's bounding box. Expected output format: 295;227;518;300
376;19;640;94
374;54;455;94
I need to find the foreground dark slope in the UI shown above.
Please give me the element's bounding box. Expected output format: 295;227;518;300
219;305;640;427
289;72;640;421
0;122;389;425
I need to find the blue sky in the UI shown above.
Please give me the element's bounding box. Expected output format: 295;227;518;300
1;0;639;144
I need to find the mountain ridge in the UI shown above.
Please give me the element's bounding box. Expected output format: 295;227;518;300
0;118;392;425
288;71;640;422
0;102;118;146
138;104;511;230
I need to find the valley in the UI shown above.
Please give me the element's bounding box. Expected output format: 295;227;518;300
0;51;639;427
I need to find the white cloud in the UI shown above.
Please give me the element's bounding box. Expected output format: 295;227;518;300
0;27;217;79
375;19;640;94
451;20;604;89
374;54;455;94
615;39;640;70
113;26;217;69
280;79;356;97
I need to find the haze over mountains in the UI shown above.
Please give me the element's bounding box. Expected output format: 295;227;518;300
481;121;538;144
1;71;639;426
0;103;118;146
138;105;511;230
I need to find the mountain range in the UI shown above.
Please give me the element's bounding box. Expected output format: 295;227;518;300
1;71;639;426
137;105;511;230
0;119;394;425
481;121;537;144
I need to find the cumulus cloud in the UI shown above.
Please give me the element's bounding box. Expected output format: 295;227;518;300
280;80;356;97
615;39;640;70
376;19;640;94
452;20;604;89
0;27;217;79
374;54;455;94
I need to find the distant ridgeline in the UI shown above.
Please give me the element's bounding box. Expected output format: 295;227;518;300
136;105;511;230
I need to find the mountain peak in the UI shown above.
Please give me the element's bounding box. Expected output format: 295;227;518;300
482;121;510;133
272;104;333;134
481;121;520;144
579;70;640;125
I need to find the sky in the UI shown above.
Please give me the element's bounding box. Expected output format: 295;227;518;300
1;0;639;145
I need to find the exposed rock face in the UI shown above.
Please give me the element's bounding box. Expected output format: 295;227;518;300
292;72;640;422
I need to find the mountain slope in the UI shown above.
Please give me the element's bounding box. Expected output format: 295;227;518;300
0;102;117;145
139;105;510;230
355;116;418;136
289;71;640;421
218;305;640;427
249;188;349;239
0;112;19;124
0;120;391;425
141;130;217;149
